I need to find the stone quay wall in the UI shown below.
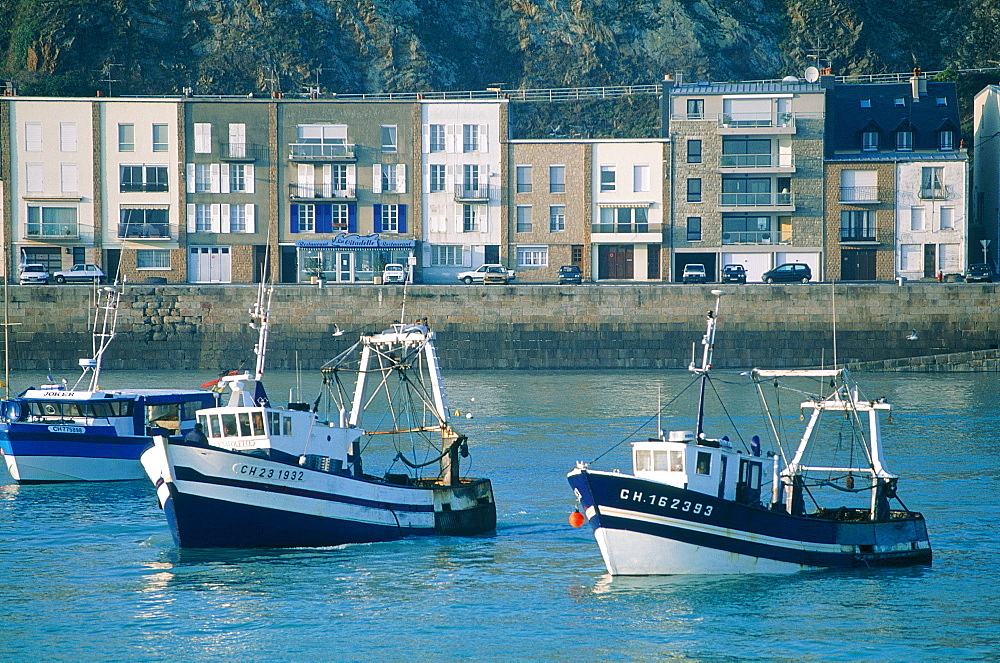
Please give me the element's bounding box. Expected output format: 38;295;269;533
5;282;999;374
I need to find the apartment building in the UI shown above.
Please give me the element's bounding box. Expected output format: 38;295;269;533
663;76;827;282
973;85;1000;267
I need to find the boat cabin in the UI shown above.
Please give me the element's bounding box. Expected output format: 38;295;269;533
632;430;765;504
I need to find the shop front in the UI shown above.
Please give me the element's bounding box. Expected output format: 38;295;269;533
295;234;416;283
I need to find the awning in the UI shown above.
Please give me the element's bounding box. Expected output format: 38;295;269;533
597;201;651;208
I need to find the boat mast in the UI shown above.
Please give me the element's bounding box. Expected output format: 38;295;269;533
689;289;725;440
74;283;123;392
249;279;272;382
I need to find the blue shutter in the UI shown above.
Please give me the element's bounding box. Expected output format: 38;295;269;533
373;204;383;233
398;205;407;234
317;204;333;233
290;204;299;233
347;205;357;233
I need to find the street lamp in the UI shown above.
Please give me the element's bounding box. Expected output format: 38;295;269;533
981;239;991;265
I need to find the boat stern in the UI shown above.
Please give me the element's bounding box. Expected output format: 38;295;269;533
431;478;496;536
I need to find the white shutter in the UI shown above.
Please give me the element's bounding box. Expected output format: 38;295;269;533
422;125;430;154
194;123;212;153
480;165;488;198
210;164;220;193
220;164;230;193
187;204;196;233
423;164;430;194
298;163;313;197
372;164;382;193
347;165;356;189
464;246;472;267
228;123;246;158
479;205;487;234
446;125;456;153
322;164;332;198
221;203;231;233
60;123;77;152
396;164;406;194
479;125;488;153
187;163;196;193
210;204;222;233
245;204;256;233
456;204;464;232
61;163;78;193
246;164;255;193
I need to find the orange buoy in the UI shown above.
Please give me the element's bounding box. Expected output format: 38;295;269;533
569;510;586;528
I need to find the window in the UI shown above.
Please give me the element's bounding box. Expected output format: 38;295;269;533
118;123;135;152
721;137;771;167
194;163;212;193
121;165;168;193
294;124;348;158
229;164;246;192
516;205;532;232
517;246;548;267
429;164;446;193
462;164;480;196
687;139;702;164
462;204;478;232
152;124;168;152
380;125;397;153
596;206;648;233
633;165;650;192
921;167;945;199
686;178;702;203
137;249;170;269
298;204;315;232
840;210;875;241
894;98;905;107
381;164;397;193
862;131;879;152
120;207;169;238
722;215;771;244
910;207;924;232
936;97;948;106
686;216;702;241
60;123;77;152
194;123;212;153
939;130;954;151
27;206;77;237
940;207;954;230
549;165;565;193
331;204;349;230
462;124;479;152
600;165;616;192
896;131;912;151
860;99;872;108
516;165;532;193
229;204;247;232
432;245;462;266
25;163;43;192
429;124;445;152
549;205;565;232
25;122;42;151
61;163;78;193
686;99;704;119
227;123;247;158
194;204;213;232
380;204;399;233
840;169;878;202
900;244;921;271
695;451;712;475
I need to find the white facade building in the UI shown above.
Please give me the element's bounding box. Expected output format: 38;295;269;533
896;158;968;280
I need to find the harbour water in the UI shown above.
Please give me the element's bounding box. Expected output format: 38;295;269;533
1;367;998;661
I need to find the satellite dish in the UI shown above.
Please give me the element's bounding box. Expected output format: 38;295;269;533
782;75;799;84
804;66;820;83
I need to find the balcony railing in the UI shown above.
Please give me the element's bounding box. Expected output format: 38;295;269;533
118;222;171;239
591;223;663;234
919;186;948;200
718;192;794;207
454;185;491;202
288;184;357;200
26;224;79;239
722;230;775;245
120;182;169;193
840;228;877;242
288;142;356;160
840;186;882;203
719;113;795;129
220;142;265;161
718;154;795;169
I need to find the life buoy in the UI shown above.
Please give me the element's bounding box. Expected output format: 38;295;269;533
1;400;22;423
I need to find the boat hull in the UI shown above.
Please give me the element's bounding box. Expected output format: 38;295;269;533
0;427;149;482
142;438;496;548
569;468;932;575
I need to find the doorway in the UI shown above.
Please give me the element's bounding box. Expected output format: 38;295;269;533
841;248;877;281
598;245;634;280
923;244;936;278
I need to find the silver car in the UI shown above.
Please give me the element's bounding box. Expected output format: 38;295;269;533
19;264;50;285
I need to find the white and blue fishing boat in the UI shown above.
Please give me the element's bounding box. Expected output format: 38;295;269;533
568;289;932;574
0;284;216;483
141;286;496;548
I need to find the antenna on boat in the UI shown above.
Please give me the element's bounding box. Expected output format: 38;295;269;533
690;290;726;440
74;281;124;392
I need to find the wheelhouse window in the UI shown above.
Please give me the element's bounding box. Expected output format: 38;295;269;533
696;451;712;475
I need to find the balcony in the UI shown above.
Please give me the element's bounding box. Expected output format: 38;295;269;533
220;142;265;161
840;228;878;243
118;222;171;239
26;223;79;240
839;186;882;204
919;186;948;200
591;222;663;234
288;142;356;161
454;185;491;202
722;230;776;245
718;113;796;135
718;153;795;173
120;182;169;193
288;184;357;201
718;192;794;211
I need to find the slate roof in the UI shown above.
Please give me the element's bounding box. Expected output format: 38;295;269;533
671;82;825;96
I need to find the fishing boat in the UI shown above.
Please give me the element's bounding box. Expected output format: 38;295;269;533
0;284;216;483
141;286;496;548
567;289;931;574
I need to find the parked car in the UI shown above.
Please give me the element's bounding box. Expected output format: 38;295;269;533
965;263;995;283
557;265;583;285
762;263;811;284
381;263;408;284
457;264;516;285
682;264;708;284
18;263;50;285
53;264;105;284
482;265;511;285
721;264;747;284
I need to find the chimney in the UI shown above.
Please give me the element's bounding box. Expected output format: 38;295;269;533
910;67;926;101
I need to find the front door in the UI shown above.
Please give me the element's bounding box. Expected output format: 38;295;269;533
598;245;634;280
337;252;353;282
841;248;877;280
924;244;937;278
189;246;231;283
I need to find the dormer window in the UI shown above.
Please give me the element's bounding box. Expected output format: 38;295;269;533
936;97;948;106
896;131;913;151
939;130;954;151
862;131;879;152
860;99;872;108
894;98;905;107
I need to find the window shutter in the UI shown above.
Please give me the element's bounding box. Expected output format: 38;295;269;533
322;164;332;198
479;125;489;153
398;205;407;234
210;164;220;193
317;205;332;233
480;165;488;198
479;205;487;234
221;204;231;233
246;164;255;193
396;164;406;194
423;165;430;194
290;205;300;233
456;204;464;232
422;125;430;154
446;125;456;153
187;204;197;233
245;204;256;233
220;164;230;193
347;165;356;189
187;164;195;193
210;204;222;233
373;204;383;233
347;204;357;233
372;164;382;193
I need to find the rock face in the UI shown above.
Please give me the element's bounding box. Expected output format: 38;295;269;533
0;0;994;128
